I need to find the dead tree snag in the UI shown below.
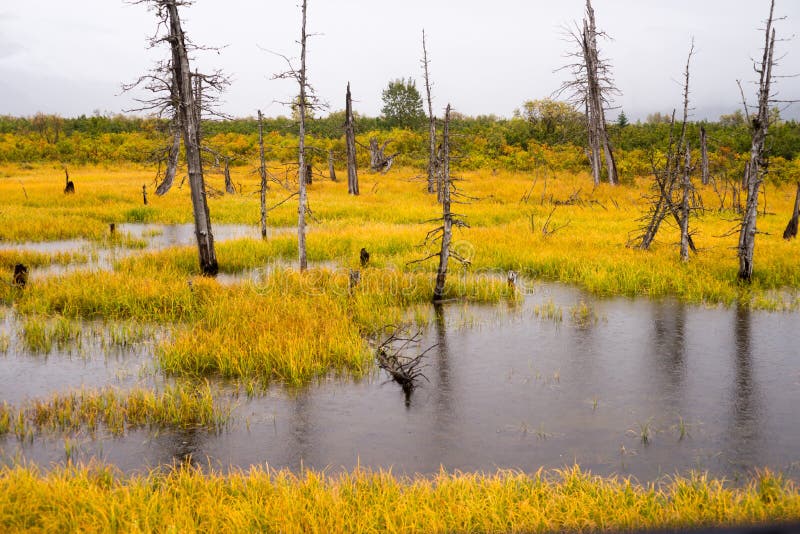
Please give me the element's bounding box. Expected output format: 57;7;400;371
738;0;778;282
422;29;437;194
783;182;800;240
345;82;359;195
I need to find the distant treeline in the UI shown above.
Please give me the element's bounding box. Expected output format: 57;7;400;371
1;113;798;181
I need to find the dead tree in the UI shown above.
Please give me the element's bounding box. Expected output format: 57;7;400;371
376;328;434;397
155;77;182;196
635;43;697;255
434;107;454;301
63;167;75;194
296;0;310;271
679;142;692;262
345;82;359;195
783;182;800;240
738;0;778;282
223;158;235;194
165;0;218;275
422;29;436;194
258;110;269;239
558;0;619;185
328;149;337;181
700;125;710;186
368;138;398;174
156;126;181;196
127;0;224;275
408;105;470;301
272;0;318;271
13;264;28;288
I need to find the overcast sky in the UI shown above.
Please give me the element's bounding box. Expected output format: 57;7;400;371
0;1;798;122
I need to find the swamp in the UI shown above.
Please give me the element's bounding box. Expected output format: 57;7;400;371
1;0;800;531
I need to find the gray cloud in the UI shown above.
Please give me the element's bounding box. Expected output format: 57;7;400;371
0;1;797;120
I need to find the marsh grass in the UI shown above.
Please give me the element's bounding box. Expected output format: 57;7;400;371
0;464;797;532
0;382;229;438
3;163;800;307
2;163;800;385
569;299;598;326
533;298;563;322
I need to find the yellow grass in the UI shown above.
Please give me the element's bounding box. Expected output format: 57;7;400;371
1;382;229;440
2;161;799;383
0;464;798;533
2;162;800;531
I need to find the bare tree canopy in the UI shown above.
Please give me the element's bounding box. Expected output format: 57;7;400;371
557;0;619;185
128;0;218;275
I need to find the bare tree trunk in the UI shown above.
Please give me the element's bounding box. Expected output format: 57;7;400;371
328;149;336;181
585;93;601;186
783;182;800;240
738;1;776;282
422;29;436;194
700;125;710;185
582;0;617;185
433;105;452;302
680;143;691;262
156;128;181;196
345;82;359;195
368;138;397;173
166;0;217;275
224;158;235;194
602;130;618;185
639;44;697;255
435;142;444;204
297;0;309;272
194;68;202;136
258;110;268;239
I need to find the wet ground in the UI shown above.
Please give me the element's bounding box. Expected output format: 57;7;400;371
1;226;799;481
1;285;799;481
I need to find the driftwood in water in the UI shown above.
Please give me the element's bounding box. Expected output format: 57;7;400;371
376;328;433;395
783;182;800;240
13;264;28;288
63;167;74;194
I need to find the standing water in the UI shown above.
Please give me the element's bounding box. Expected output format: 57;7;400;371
2;282;798;482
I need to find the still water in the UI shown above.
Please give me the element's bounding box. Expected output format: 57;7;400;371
2;281;798;482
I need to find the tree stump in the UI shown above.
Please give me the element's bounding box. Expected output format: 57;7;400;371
13;264;28;288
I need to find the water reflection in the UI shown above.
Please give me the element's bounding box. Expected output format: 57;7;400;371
4;289;800;482
727;304;761;471
650;302;687;409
